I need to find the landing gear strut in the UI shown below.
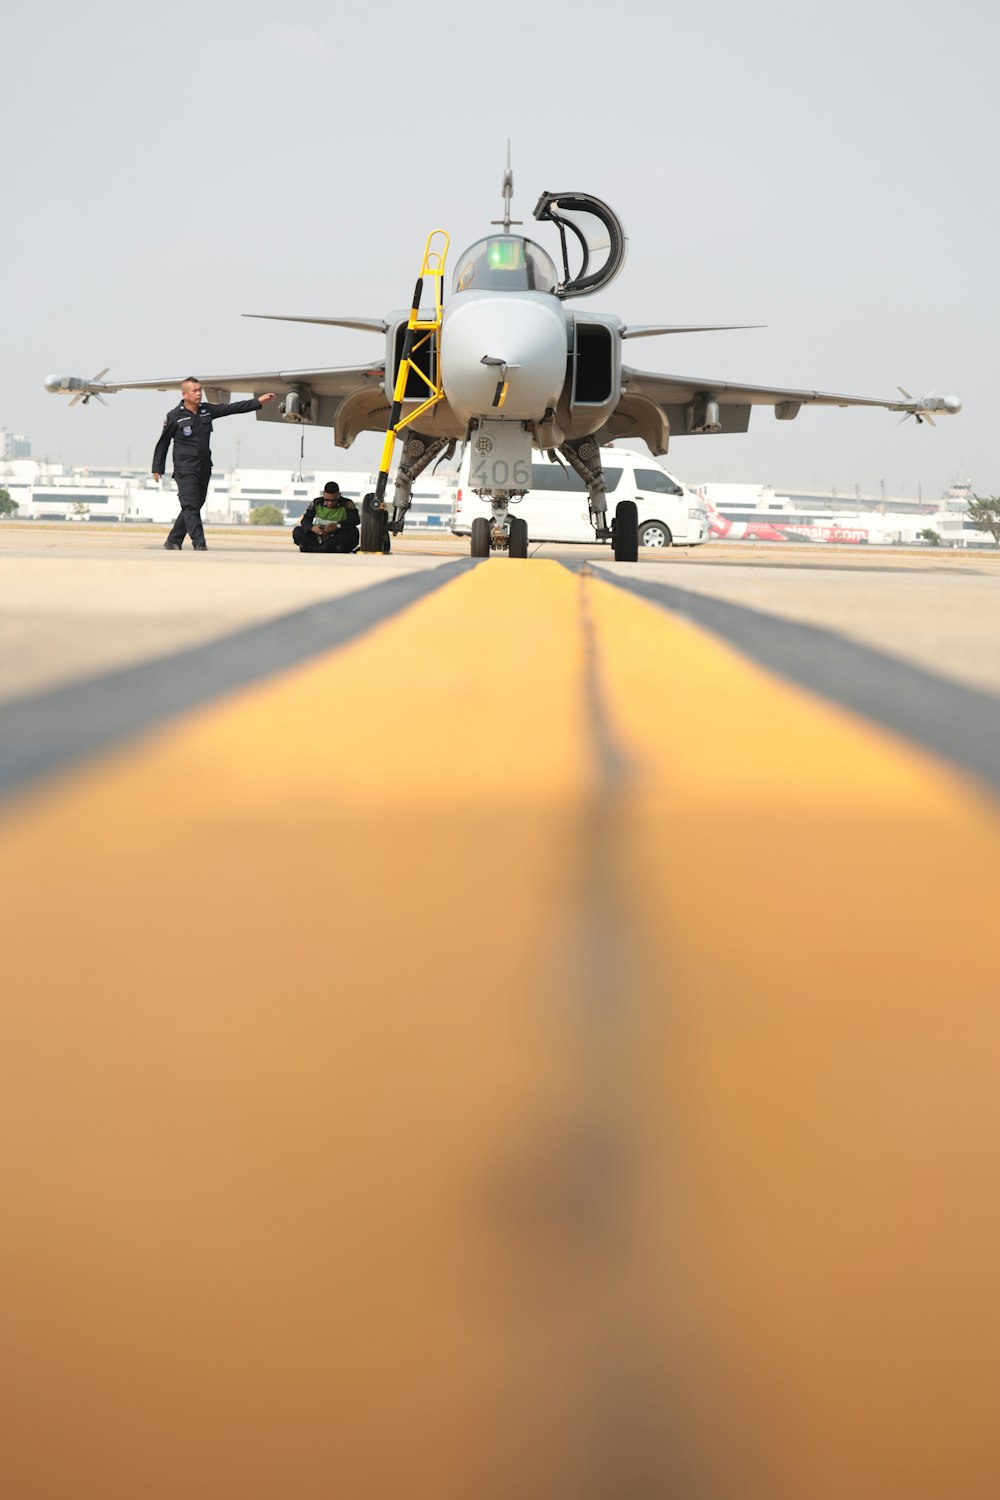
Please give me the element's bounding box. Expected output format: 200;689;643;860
387;432;453;535
559;438;611;542
559;438;640;562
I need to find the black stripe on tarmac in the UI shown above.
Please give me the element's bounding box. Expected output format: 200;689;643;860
594;571;1000;795
0;562;472;800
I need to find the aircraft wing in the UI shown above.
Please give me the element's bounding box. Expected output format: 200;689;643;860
46;361;384;399
45;361;390;446
607;363;961;453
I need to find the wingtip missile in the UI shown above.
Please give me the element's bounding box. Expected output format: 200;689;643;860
45;369;111;405
45;374;85;394
895;386;962;424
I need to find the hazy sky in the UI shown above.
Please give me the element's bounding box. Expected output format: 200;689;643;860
2;0;996;498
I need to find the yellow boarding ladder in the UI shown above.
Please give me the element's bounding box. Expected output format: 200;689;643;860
373;230;450;512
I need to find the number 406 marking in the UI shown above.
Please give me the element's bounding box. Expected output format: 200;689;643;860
471;456;532;489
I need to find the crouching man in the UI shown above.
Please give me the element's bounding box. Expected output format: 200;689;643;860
292;482;360;553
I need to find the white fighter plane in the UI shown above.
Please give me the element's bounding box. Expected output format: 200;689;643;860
45;166;960;561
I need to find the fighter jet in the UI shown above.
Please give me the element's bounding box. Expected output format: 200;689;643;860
45;166;960;562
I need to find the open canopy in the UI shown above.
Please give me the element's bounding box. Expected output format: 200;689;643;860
532;191;628;299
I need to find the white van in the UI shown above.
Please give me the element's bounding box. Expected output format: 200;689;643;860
449;445;709;548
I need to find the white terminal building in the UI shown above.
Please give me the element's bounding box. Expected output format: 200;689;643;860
0;436;983;547
0;456;458;531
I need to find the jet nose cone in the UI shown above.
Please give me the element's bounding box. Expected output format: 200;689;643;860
942;394;962;414
442;294;567;423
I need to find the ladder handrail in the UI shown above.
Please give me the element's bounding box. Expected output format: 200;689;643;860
374;230;450;507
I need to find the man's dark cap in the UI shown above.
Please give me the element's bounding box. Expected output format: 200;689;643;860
322;481;341;495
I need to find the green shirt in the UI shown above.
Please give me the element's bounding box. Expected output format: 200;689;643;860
315;501;348;525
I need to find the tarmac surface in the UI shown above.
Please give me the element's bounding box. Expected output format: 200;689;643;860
4;524;1000;697
2;524;1000;1499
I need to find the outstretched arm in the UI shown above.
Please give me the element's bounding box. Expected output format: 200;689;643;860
207;394;277;418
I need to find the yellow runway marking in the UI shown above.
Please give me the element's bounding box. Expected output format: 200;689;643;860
585;575;1000;1499
1;562;999;1499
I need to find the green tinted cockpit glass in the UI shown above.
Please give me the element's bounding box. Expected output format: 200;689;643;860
487;239;524;271
453;236;558;294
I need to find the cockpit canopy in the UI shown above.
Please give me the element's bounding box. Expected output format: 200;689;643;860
452;195;628;300
452;236;559;295
532;191;628;299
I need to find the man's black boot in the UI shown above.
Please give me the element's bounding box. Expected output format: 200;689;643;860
164;540;182;550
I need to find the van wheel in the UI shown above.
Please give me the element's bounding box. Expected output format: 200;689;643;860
639;520;672;548
613;500;639;562
509;516;529;558
471;517;491;557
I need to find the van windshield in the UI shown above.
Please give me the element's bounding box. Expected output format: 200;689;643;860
634;468;684;496
530;463;622;493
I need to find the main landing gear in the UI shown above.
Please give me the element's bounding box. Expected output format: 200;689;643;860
611;499;639;562
360;495;391;554
556;437;638;563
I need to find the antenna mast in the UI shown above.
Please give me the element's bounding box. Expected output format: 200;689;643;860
492;141;522;233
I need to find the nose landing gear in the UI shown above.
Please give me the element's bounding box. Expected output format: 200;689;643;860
470;517;491;556
468;495;531;558
509;515;529;558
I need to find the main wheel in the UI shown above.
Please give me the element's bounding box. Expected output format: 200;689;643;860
470;517;491;557
359;496;385;554
613;499;639;562
508;516;529;558
639;520;672;549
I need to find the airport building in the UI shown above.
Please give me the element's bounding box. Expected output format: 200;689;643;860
0;439;985;546
692;477;981;546
0;456;458;530
1;430;31;460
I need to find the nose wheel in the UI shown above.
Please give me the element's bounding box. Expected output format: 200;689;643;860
468;504;530;558
509;516;529;558
471;517;491;557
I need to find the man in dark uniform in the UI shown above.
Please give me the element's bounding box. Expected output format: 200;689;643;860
292;481;360;553
152;377;276;550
